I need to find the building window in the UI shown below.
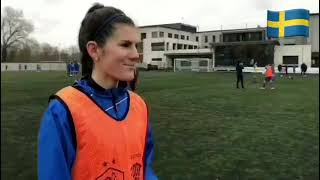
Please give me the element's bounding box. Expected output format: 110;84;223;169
174;34;179;39
242;33;250;41
223;33;241;42
311;52;319;67
137;42;143;53
311;59;319;67
151;42;165;51
168;33;172;38
181;35;185;40
212;36;216;42
186;36;189;40
152;58;162;61
159;32;164;37
250;32;263;41
177;44;183;50
196;36;199;42
199;60;208;66
204;46;208;48
141;33;146;40
173;43;176;50
205;36;208;43
166;42;169;50
188;45;193;49
194;45;197;49
283;56;298;65
152;32;158;38
184;44;187;49
138;54;143;63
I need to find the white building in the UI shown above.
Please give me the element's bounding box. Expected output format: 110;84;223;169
138;24;201;69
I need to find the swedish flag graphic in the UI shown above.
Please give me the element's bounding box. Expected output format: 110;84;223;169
267;9;310;38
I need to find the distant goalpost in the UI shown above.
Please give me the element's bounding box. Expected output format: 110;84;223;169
174;58;212;72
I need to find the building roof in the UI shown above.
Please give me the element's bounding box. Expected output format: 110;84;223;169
197;27;266;34
139;23;197;33
139;22;266;34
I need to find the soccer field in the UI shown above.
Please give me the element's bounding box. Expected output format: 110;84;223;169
1;71;319;179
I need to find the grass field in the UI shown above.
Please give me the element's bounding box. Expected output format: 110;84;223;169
1;71;319;180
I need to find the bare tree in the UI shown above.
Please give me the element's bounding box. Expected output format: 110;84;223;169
15;42;32;62
27;38;41;61
40;43;54;61
67;45;80;62
1;6;34;62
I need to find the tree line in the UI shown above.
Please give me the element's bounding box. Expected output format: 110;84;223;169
1;6;80;63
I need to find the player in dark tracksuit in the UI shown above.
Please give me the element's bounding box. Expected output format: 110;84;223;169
236;61;244;89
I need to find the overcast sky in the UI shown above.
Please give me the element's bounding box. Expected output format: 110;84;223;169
1;0;319;48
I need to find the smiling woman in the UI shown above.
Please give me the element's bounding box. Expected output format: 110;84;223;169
38;2;158;180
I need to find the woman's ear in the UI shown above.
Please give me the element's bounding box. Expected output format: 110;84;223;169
86;41;100;63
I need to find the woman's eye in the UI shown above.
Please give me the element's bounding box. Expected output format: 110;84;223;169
121;43;130;47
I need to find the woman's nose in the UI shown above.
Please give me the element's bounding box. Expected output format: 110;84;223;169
129;46;139;61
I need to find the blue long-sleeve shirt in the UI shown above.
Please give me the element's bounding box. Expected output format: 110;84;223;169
38;76;158;180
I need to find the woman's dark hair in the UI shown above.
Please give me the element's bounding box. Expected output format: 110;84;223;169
118;69;139;91
78;2;135;76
